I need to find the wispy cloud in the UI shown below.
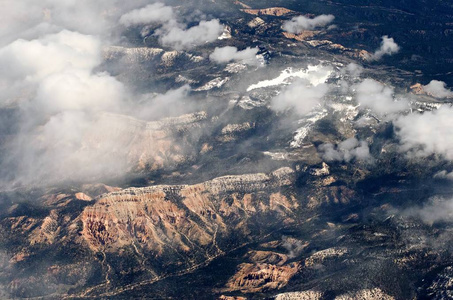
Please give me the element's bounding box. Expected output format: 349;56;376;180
119;2;224;50
395;106;453;160
0;1;211;187
271;79;329;115
283;14;335;33
423;80;453;98
157;19;224;50
119;3;175;26
404;197;453;224
318;138;372;163
368;35;400;60
355;79;409;115
209;46;259;65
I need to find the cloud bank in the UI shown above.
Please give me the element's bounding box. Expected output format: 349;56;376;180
0;29;129;185
0;1;212;187
0;30;100;76
0;0;158;47
0;30;125;115
283;14;335;33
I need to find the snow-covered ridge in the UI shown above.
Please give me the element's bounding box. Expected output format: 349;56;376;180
290;109;328;148
195;77;230;91
247;65;333;92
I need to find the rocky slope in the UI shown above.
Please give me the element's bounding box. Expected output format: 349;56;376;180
81;167;296;254
0;168;301;298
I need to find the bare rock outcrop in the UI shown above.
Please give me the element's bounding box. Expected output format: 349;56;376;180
224;262;300;293
81;168;297;256
410;83;425;94
218;296;247;300
218;122;255;142
241;7;297;17
335;288;395;300
103;46;204;67
275;290;323;300
247;250;288;266
304;247;348;267
307;186;357;209
283;31;320;41
29;210;60;245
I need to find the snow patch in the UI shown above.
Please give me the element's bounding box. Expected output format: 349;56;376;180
290;109;328;148
236;96;266;110
194;77;229;91
263;151;289;161
225;62;247;73
218;26;232;40
330;103;359;122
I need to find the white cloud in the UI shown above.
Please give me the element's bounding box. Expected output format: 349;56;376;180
318;137;372;162
0;0;218;187
282;236;306;258
0;1;45;46
404;197;453;224
369;35;400;60
120;3;224;50
0;30;123;113
35;69;125;114
395;106;453;160
283;14;335;33
17;111;129;184
342;63;363;78
209;46;259;65
12;85;199;186
355;79;408;114
119;3;175;27
0;30;101;83
0;30;131;185
157;19;224;50
423;80;453;98
434;170;453;180
0;0;160;187
136;85;192;120
318;143;343;161
0;0;153;46
271;79;329;115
